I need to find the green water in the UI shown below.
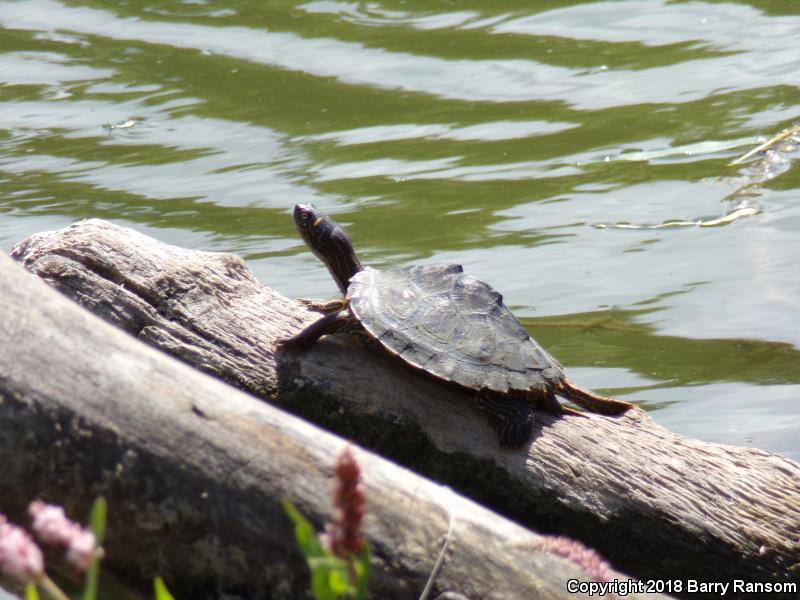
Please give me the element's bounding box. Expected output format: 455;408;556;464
1;0;798;461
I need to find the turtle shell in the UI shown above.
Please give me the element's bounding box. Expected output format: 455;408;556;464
347;264;565;394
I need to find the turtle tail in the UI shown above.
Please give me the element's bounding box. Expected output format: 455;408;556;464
559;380;634;415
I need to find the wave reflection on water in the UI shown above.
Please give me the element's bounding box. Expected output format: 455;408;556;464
0;0;798;458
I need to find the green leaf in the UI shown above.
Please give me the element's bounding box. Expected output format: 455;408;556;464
311;567;337;600
153;577;176;600
326;567;350;595
82;497;107;600
24;583;40;600
354;542;372;600
283;498;363;600
89;497;107;546
281;498;327;560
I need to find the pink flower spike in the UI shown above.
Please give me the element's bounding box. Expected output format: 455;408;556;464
29;500;97;573
29;501;77;547
0;520;44;582
66;529;96;572
327;446;366;558
538;535;612;583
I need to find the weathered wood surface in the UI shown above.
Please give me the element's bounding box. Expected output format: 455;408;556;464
0;248;666;600
9;219;800;597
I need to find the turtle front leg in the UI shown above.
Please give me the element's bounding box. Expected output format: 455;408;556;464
475;391;534;449
296;298;348;314
277;311;355;349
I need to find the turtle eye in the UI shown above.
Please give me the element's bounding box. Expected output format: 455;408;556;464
302;211;321;228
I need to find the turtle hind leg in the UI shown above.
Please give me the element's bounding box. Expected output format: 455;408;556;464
558;380;634;415
539;390;585;418
276;311;355;349
476;392;534;449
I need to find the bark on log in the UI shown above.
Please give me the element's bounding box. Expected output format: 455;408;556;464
0;248;664;600
9;219;800;598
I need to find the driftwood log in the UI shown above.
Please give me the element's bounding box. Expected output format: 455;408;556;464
0;247;667;600
7;219;800;597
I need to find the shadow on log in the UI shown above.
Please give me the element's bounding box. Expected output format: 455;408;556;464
8;219;800;598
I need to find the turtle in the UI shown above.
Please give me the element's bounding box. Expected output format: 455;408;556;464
278;203;634;448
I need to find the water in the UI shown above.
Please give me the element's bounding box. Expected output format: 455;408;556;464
1;0;798;461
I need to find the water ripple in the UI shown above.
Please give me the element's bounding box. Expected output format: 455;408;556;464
3;0;797;108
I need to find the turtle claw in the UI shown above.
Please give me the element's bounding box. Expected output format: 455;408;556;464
296;298;347;314
497;416;534;449
274;336;301;350
561;405;586;418
295;298;322;311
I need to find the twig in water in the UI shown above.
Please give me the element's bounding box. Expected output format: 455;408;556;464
728;125;800;166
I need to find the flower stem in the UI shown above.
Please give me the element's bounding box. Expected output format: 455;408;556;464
38;575;71;600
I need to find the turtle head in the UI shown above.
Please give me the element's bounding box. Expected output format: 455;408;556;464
292;203;363;296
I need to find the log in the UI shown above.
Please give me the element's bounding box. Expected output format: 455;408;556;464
0;248;666;600
10;220;800;597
